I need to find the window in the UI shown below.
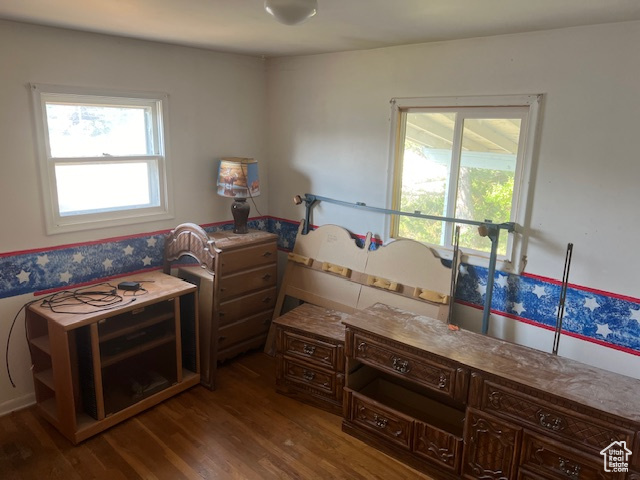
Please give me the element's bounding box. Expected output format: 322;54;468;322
32;84;173;234
389;95;541;271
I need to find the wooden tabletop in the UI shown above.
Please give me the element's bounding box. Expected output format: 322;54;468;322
273;303;349;341
344;302;640;423
208;229;278;250
28;271;196;330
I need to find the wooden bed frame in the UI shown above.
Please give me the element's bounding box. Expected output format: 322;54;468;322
264;221;458;354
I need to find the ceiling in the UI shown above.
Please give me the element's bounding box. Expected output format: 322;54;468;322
1;0;640;57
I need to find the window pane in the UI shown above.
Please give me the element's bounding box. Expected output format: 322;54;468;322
398;112;456;244
55;162;158;216
455;118;521;255
46;103;151;157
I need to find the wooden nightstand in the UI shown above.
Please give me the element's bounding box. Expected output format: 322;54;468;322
273;303;349;415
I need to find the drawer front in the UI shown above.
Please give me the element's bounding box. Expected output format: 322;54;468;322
281;357;342;400
281;330;343;372
346;388;413;450
219;241;277;275
463;408;522;480
217;311;271;349
219;264;277;300
414;421;463;474
521;432;625;480
479;380;635;454
352;332;457;398
218;287;276;326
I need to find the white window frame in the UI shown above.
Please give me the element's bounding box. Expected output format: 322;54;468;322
31;83;173;234
387;94;542;273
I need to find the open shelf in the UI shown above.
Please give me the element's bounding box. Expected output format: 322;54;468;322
99;312;174;343
34;369;55;391
25;272;200;444
101;332;176;367
29;335;51;355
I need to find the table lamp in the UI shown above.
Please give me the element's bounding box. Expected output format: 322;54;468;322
216;158;260;234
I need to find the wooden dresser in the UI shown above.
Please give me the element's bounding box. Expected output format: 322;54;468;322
273;303;349;414
342;303;640;480
166;226;278;389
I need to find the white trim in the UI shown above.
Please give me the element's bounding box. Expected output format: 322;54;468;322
0;392;35;417
387;94;543;273
30;83;174;234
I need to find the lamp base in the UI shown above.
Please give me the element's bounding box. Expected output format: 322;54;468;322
231;198;250;234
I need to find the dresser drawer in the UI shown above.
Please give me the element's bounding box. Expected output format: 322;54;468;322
346;387;414;450
477;379;635;454
217;310;271;349
219;241;277;275
219;264;277;300
520;432;625;480
218;287;277;326
351;331;459;399
279;357;343;401
280;330;343;372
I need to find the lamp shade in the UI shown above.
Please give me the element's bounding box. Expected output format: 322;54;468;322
216;158;260;199
265;0;318;25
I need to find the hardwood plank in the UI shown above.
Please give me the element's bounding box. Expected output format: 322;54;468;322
1;351;432;479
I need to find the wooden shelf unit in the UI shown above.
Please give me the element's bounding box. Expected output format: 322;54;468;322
25;271;200;444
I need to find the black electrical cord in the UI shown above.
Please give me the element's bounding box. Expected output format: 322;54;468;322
6;298;41;388
5;282;149;388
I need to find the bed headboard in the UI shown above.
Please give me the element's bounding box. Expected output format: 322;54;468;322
265;221;459;353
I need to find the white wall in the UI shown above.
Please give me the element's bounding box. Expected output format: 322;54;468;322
265;21;640;376
0;20;268;252
0;20;267;412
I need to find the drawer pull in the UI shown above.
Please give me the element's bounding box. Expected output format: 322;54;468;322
302;344;316;355
373;414;388;429
262;251;272;257
537;410;567;432
262;296;272;303
558;456;581;480
357;342;367;353
262;274;272;281
302;370;315;381
392;356;411;374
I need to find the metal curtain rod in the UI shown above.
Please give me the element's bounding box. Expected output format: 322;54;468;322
294;193;516;334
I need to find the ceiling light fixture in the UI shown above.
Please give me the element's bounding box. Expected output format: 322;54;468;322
264;0;318;25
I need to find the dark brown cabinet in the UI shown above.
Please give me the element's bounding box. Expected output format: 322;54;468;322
341;303;640;480
462;408;521;480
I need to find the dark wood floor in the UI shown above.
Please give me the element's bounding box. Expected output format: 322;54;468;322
1;351;432;479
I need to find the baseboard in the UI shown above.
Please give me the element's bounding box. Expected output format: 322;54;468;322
0;392;36;417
